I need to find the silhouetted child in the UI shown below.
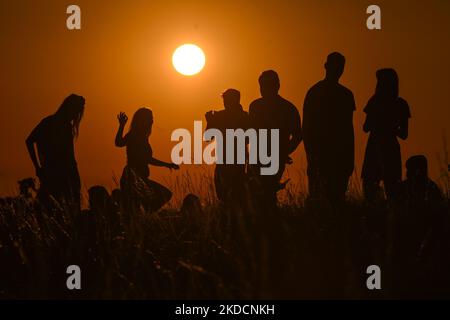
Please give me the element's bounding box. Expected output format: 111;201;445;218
18;178;37;200
26;94;85;211
179;193;203;239
303;52;355;204
88;186;122;238
205;89;250;205
391;155;444;297
396;155;442;203
362;69;411;201
88;186;115;214
15;178;38;214
115;108;179;214
249;70;302;207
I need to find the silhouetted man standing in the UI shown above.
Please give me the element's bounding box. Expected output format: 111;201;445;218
303;52;355;203
205;89;250;205
249;70;302;207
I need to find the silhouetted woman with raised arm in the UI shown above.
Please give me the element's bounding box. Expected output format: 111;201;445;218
26;94;85;210
115;108;179;213
362;69;411;200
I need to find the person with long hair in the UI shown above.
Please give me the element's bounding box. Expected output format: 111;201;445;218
362;68;411;200
26;94;85;210
115;108;179;213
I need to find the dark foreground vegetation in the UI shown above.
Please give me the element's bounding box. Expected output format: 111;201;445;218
0;175;449;300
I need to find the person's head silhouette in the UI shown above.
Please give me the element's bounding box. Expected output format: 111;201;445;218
222;89;241;110
259;70;280;99
375;68;399;99
88;185;113;212
18;177;36;198
325;52;345;82
406;155;428;181
129;107;153;138
55;94;85;137
181;193;202;218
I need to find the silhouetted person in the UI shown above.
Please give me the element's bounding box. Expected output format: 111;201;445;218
391;155;444;298
18;178;37;199
181;193;202;216
87;185;122;237
395;155;442;203
88;186;115;214
362;68;411;200
205;89;250;204
249;70;302;206
180;193;203;225
26;94;85;211
115;108;179;213
303;52;355;204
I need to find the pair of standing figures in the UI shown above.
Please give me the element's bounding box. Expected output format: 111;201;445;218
306;53;410;202
25;52;410;211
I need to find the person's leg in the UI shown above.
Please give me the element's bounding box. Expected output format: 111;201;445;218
384;178;400;201
363;178;381;201
250;170;280;214
321;173;344;205
307;165;322;199
216;165;246;205
145;179;172;212
67;168;81;213
37;177;53;209
329;174;350;204
229;165;248;204
264;162;286;208
214;165;225;202
119;166;139;223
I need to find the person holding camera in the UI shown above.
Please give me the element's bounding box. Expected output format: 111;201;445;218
205;89;250;206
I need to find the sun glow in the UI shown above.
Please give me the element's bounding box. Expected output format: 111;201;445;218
172;44;206;76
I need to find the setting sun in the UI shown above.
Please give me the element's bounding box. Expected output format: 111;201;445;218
172;44;206;76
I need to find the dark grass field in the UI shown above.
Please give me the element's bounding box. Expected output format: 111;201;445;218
0;169;449;300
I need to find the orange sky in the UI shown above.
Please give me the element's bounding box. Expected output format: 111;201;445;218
1;0;450;195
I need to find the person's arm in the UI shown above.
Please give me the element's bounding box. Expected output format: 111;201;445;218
25;125;42;177
302;89;315;155
204;111;216;142
149;157;179;170
363;115;372;133
363;100;373;133
115;112;128;147
397;100;410;140
287;106;303;156
397;118;409;140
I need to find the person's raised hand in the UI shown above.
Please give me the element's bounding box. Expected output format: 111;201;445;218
117;112;128;126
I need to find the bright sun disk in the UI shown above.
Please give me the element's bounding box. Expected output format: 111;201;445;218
172;44;206;76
